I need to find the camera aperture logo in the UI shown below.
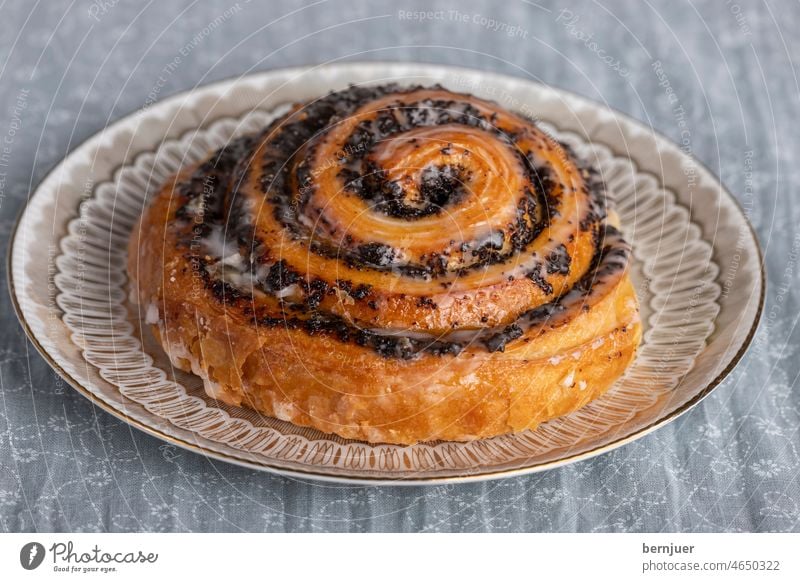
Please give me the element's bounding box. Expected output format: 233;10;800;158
20;542;46;570
19;541;158;574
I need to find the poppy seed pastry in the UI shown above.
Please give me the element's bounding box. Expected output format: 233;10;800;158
127;84;641;445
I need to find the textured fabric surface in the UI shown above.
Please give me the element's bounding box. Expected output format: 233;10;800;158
0;0;797;532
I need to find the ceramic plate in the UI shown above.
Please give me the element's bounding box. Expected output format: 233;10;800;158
8;62;764;484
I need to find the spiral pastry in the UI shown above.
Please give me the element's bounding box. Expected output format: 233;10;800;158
128;84;641;445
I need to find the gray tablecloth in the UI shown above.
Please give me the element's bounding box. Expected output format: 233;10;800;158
1;0;797;532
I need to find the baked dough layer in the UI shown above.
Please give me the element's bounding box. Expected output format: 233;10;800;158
128;84;641;445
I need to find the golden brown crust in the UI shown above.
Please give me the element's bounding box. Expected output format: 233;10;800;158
127;84;641;445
